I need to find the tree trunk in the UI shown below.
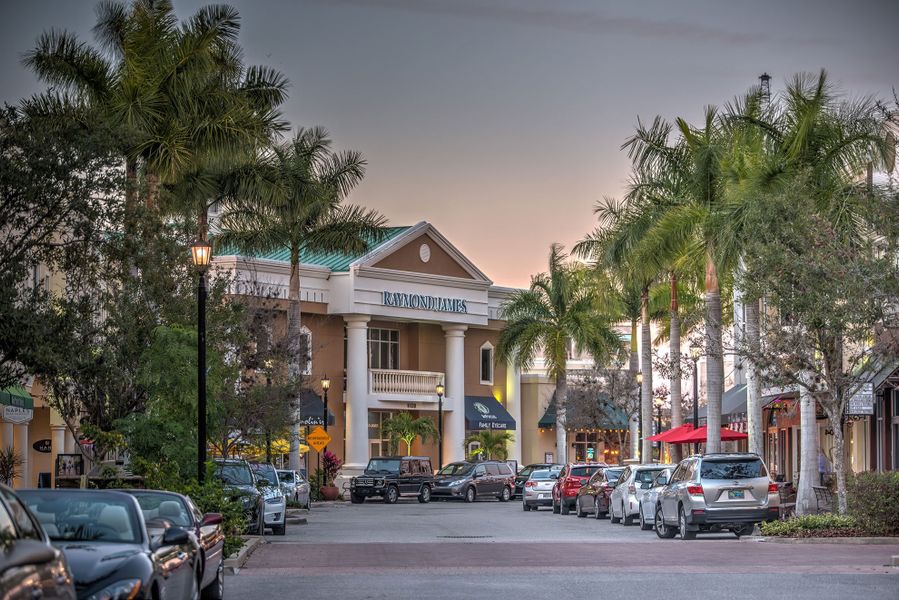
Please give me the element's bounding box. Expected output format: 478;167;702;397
287;248;304;471
125;157;138;233
828;409;848;514
146;171;160;209
744;297;764;456
555;370;568;465
198;207;209;242
669;273;683;464
704;255;723;453
641;286;653;462
629;319;640;460
796;378;818;515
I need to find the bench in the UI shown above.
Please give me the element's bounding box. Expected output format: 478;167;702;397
812;486;833;513
777;484;796;519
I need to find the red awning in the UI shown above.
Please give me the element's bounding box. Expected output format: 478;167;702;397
646;423;695;442
666;425;748;444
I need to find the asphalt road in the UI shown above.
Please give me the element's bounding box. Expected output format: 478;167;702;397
226;496;899;599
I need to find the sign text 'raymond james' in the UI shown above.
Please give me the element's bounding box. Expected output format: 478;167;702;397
382;291;467;314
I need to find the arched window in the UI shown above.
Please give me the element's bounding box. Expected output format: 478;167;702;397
299;326;312;376
479;342;494;385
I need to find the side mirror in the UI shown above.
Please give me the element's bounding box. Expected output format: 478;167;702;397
550;473;559;480
162;527;190;546
473;472;482;479
657;478;668;486
201;512;223;527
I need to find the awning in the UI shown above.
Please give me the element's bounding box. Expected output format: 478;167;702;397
698;384;746;421
647;423;695;442
465;396;516;431
666;425;748;444
296;389;335;427
538;397;630;430
0;386;34;410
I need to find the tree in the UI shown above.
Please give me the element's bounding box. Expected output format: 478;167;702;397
0;447;24;486
498;244;623;465
216;128;387;470
463;430;515;461
382;413;438;457
564;364;636;459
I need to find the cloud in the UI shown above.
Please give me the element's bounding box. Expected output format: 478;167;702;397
321;0;830;47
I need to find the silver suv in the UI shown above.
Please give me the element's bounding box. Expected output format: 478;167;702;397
609;464;675;526
654;453;779;540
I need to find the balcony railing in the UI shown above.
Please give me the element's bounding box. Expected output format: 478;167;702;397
369;369;444;399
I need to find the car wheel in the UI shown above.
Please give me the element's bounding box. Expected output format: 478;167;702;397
622;503;635;526
418;485;432;503
350;493;365;504
273;523;286;536
385;486;399;504
610;502;621;524
499;486;511;502
655;506;676;539
576;499;586;518
639;507;652;531
255;509;265;536
523;502;530;511
733;524;754;538
560;500;570;515
552;498;561;514
679;507;696;540
201;558;224;600
464;486;476;503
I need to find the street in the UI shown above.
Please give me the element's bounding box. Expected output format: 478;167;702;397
225;498;899;599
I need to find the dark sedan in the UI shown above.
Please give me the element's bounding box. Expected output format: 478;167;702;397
0;484;75;600
574;466;624;519
122;490;225;600
18;489;199;600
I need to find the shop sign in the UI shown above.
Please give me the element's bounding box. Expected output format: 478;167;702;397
847;383;874;415
2;405;33;424
33;439;52;453
382;291;467;314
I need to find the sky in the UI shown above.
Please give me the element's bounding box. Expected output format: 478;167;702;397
2;0;897;287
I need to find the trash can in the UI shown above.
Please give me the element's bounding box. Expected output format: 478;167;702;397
37;472;51;488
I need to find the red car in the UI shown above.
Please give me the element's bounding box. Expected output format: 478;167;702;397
552;462;607;515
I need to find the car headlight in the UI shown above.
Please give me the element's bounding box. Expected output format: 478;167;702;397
450;480;465;487
374;479;384;487
240;495;254;509
266;495;284;504
86;579;141;600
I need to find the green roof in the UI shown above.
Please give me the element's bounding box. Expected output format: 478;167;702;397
219;226;410;271
0;385;33;410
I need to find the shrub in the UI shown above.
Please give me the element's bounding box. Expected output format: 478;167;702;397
760;514;858;537
847;471;899;536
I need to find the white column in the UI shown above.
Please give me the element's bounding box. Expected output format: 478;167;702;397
64;429;76;453
505;362;522;466
0;422;12;451
339;315;370;485
443;325;467;464
51;425;66;488
14;424;29;488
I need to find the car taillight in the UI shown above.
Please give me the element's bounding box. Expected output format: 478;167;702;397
628;485;636;494
526;481;537;488
768;483;779;494
686;485;703;495
566;478;581;488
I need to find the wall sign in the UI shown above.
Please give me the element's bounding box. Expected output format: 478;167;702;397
382;291;467;314
2;405;33;424
847;383;874;415
33;439;52;453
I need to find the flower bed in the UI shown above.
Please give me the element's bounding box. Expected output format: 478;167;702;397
760;514;866;538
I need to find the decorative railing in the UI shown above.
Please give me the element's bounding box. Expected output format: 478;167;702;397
369;369;444;397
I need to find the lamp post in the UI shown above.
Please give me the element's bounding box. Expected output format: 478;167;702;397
653;396;664;462
436;383;445;470
636;371;643;461
319;376;330;479
690;342;702;455
191;240;212;483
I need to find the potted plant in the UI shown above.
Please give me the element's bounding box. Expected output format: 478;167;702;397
319;450;342;501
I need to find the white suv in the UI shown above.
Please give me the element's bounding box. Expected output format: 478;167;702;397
250;462;287;536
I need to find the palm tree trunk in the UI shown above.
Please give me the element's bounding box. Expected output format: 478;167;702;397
125;157;138;233
146;171;160;209
629;319;640;460
796;376;818;515
669;273;683;464
287;247;304;471
555;370;568;465
744;297;764;456
198;207;209;242
704;255;724;453
640;286;653;462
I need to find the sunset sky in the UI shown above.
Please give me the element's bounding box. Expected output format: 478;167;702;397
3;0;897;287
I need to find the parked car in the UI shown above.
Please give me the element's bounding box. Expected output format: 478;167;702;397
277;469;310;508
609;464;675;526
0;484;75;600
638;467;674;530
574;466;623;518
122;489;226;600
213;458;265;535
521;469;559;511
350;456;435;504
654;452;780;540
432;460;515;502
249;462;287;535
513;463;561;499
552;463;607;515
19;489;199;600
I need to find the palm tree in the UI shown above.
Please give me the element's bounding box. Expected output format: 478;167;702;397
497;244;622;465
463;430;515;461
216;128;387;470
382;413;438;457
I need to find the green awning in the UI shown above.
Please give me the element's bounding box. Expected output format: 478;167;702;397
538;396;630;430
0;386;33;410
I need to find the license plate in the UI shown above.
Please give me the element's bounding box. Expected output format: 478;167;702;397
538;494;547;499
728;490;745;499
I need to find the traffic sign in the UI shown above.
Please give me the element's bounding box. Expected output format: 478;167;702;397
307;426;331;452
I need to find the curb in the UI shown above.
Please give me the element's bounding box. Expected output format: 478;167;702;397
285;516;307;525
224;536;264;575
758;536;899;545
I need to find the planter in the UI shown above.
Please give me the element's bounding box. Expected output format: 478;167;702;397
320;485;339;501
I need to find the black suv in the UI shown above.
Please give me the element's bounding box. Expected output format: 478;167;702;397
213;458;265;534
350;456;435;504
432;460;516;502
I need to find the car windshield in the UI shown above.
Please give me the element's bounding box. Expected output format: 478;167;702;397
701;459;766;480
215;463;254;486
570;466;602;478
128;492;191;527
518;466;534;477
528;470;555;481
635;469;664;483
277;471;294;483
605;468;625;482
438;463;473;476
251;463;279;486
19;491;141;544
366;459;401;474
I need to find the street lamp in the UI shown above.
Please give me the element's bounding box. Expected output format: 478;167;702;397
690;342;702;455
636;371;643;461
191;239;212;483
319;375;330;478
653;396;665;462
436;383;445;470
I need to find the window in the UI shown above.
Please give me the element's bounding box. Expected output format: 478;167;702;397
486;464;500;476
368;328;399;370
499;464;513;476
479;342;494;384
474;465;487;477
700;459;766;480
298;326;312;376
368;411;396;457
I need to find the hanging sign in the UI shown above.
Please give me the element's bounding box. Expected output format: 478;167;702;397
847;383;874;415
33;439;52;453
